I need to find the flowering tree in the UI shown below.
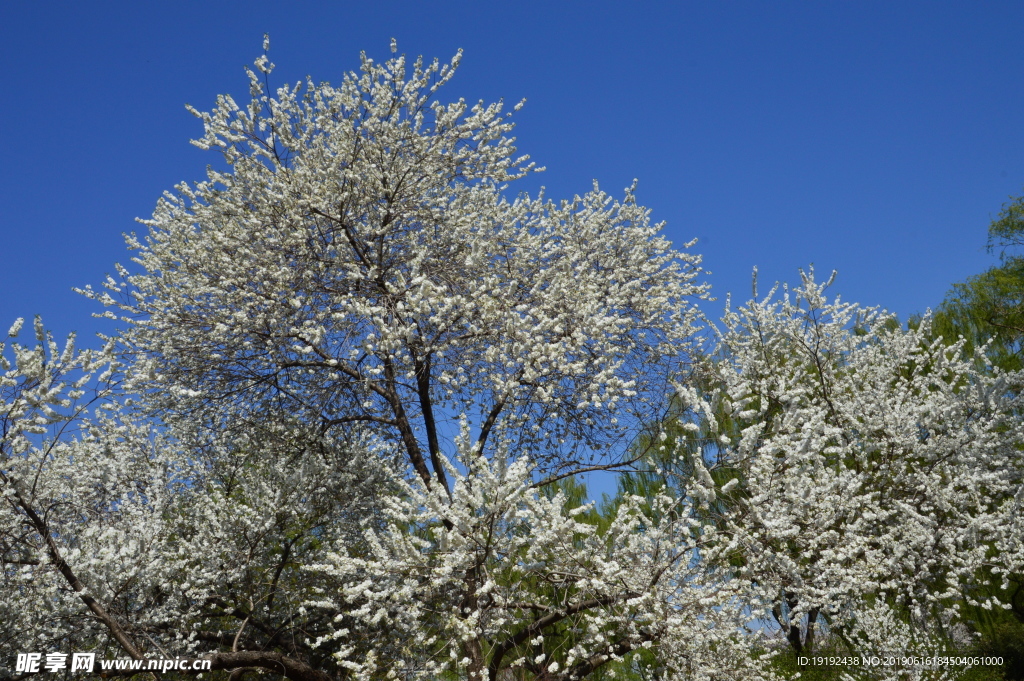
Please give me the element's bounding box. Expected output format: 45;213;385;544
85;39;707;497
691;270;1024;662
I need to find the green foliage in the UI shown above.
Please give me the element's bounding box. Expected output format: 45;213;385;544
933;189;1024;372
976;619;1024;680
989;192;1024;253
933;261;1024;372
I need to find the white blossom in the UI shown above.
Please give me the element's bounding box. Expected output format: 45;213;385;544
702;268;1024;658
307;445;770;681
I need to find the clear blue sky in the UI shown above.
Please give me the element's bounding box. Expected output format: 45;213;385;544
3;1;1024;346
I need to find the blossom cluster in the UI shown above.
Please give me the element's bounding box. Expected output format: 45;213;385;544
697;269;1024;670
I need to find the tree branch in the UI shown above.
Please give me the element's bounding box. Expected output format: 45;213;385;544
488;593;635;680
5;474;145;660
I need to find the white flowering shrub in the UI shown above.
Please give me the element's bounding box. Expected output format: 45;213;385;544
698;269;1024;658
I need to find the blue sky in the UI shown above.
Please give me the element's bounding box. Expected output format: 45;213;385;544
2;1;1024;346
